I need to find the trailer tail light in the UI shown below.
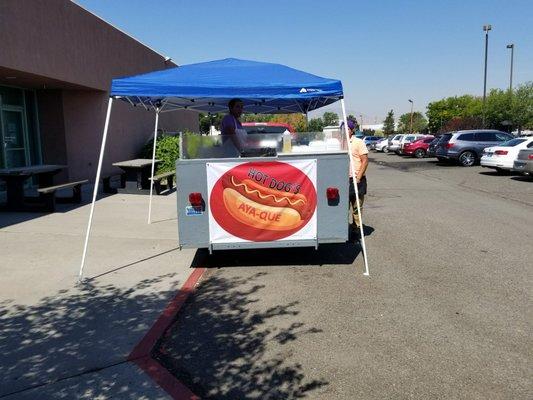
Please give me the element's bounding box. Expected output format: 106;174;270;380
494;150;508;155
326;187;339;200
446;143;454;149
326;187;339;206
189;192;203;207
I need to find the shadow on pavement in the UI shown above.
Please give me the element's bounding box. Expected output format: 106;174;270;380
0;273;179;398
190;241;362;268
510;175;533;182
154;271;328;399
0;191;111;229
478;170;514;176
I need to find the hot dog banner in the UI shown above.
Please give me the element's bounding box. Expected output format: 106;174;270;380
207;160;317;243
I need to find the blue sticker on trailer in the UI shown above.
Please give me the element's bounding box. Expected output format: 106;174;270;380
186;206;204;216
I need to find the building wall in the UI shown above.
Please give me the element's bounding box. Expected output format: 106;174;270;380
61;91;197;181
0;0;173;91
0;0;199;181
36;90;69;179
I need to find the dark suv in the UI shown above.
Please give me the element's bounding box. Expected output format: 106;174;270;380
435;130;513;166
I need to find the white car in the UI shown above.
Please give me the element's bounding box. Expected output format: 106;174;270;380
481;137;533;172
388;134;404;153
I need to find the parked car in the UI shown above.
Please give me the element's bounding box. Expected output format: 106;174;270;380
374;137;390;152
427;136;444;158
388;134;404;153
513;148;533;175
435;130;513;166
398;134;428;154
402;136;435;158
364;136;383;150
242;122;294;135
481;137;533;173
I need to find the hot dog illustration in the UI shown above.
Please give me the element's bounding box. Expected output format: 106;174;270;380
221;175;312;231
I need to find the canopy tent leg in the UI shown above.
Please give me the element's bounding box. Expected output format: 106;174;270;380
78;97;114;282
341;99;370;276
147;109;160;224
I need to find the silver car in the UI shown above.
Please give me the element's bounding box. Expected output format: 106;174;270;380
513;148;533;175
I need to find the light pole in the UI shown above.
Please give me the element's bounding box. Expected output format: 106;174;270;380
482;24;492;128
408;99;414;133
359;114;363;132
506;44;514;92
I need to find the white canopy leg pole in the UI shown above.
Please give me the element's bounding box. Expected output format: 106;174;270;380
78;97;114;282
341;99;370;276
147;109;160;224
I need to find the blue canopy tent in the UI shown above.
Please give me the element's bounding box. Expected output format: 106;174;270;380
79;58;369;280
110;58;343;114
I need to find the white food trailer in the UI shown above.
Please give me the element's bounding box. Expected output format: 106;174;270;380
78;58;369;280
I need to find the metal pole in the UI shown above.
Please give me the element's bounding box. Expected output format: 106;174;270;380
409;101;414;133
341;99;370;276
78;97;113;282
507;44;514;92
147;109;160;224
482;25;491;128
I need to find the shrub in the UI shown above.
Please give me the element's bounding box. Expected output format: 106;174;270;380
140;133;180;174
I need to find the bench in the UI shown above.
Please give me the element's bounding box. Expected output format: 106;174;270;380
149;170;176;195
37;180;88;211
102;173;126;194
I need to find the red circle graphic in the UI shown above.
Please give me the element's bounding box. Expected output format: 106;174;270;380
210;161;317;241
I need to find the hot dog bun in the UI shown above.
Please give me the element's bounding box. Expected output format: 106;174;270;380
223;188;303;231
222;175;312;219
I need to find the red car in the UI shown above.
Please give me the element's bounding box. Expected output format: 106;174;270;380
402;136;435;158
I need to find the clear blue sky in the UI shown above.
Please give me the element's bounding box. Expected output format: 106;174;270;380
76;0;532;123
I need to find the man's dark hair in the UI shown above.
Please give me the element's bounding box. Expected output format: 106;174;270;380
228;98;243;109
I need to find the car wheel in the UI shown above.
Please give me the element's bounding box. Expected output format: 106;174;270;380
414;149;426;158
383;147;389;153
459;151;476;167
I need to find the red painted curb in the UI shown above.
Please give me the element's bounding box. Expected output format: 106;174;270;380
128;267;206;399
134;357;200;400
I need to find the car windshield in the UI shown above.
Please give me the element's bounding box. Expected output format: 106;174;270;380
244;126;287;134
405;136;416;141
499;138;527;147
393;135;402;140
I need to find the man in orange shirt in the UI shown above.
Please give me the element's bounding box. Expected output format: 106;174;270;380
346;119;369;237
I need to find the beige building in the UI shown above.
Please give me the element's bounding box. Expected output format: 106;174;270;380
0;0;198;182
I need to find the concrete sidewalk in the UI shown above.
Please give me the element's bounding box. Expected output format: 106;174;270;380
0;191;198;399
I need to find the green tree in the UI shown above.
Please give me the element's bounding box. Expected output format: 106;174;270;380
322;112;339;126
426;95;482;133
398;112;428;133
307;117;324;132
510;81;533;131
383;110;395;135
199;113;224;134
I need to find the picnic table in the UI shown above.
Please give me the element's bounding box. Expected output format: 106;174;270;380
112;159;160;194
0;165;66;211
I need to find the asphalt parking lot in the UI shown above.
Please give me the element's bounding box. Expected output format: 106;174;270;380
156;151;532;399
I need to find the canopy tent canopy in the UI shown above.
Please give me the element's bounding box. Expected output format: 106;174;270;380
79;57;369;282
110;58;343;114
